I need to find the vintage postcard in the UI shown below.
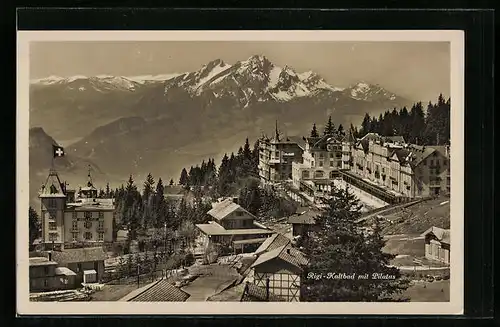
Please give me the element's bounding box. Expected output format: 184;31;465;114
17;30;464;315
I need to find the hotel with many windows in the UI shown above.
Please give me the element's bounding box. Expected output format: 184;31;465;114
38;169;115;251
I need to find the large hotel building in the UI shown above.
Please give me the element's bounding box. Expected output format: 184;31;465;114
38;169;115;251
258;127;450;204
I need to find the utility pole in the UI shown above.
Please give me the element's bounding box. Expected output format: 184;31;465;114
137;263;140;288
163;222;167;279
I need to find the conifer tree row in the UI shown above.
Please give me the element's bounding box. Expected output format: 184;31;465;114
355;94;450;145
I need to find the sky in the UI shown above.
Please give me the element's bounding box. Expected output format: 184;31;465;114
30;41;450;102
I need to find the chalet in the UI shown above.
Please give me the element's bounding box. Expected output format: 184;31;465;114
287;207;320;237
250;233;308;302
195;198;274;255
50;247;107;285
29;256;77;292
421;226;450;264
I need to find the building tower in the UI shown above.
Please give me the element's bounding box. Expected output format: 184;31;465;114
79;166;98;199
39;169;67;251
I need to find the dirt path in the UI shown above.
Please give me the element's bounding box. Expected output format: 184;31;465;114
181;264;240;302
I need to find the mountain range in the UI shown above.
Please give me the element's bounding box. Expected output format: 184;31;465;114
29;55;412;203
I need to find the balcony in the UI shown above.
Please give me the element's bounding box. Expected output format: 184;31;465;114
71;227;80;232
97;227;106;232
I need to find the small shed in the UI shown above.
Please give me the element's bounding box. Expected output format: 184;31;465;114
421;226;450;264
288;208;319;237
83;270;97;284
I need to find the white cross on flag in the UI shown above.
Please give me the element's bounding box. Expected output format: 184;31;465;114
53;145;65;158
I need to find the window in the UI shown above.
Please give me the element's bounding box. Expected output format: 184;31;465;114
44;267;49;275
84;211;92;219
319;161;323;167
98;232;104;241
430;159;434;166
84;232;92;240
302;171;310;179
329;161;334;167
72;232;78;242
49;233;58;241
44;279;48;287
329;153;334;158
314;170;324;178
72;220;78;229
77;263;82;272
337;162;342;167
84;221;92;229
72;211;77;219
98;220;104;229
311;161;315;167
49;222;57;230
319;153;324;159
48;199;57;208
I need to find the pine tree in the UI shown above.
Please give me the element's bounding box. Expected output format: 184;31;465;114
218;153;231;196
169;178;174;186
360;113;371;137
29;207;40;251
179;168;188;186
124;175;141;240
337;123;345;137
323;116;335;136
310;123;319;138
301;185;409;301
238;179;262;216
153;178;167;228
105;183;111;198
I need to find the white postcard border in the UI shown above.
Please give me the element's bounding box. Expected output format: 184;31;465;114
16;30;464;315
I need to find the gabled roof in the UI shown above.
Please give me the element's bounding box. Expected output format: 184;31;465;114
50;247;107;264
305;134;342;151
39;169;66;198
252;244;308;271
288;209;319;225
286;136;307;150
240;282;287;302
254;233;291;255
359;132;382;143
129;279;190;302
411;147;439;167
29;257;58;267
421;226;450;244
207;198;256;221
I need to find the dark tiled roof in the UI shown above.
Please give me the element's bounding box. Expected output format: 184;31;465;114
286;136;307;150
288;209;318;225
50;247;107;264
130;279;190;302
254;233;290;255
240;282;287;302
252;244;308;271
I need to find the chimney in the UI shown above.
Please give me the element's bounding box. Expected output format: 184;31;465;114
48;251;52;262
286;248;291;255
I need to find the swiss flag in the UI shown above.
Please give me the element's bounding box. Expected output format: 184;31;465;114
53;144;65;158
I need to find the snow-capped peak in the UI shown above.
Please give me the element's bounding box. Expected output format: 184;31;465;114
66;75;88;83
30;75;65;85
347;81;397;101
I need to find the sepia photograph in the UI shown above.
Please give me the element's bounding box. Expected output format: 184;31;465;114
17;30;464;315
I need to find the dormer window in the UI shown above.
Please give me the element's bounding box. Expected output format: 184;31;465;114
50;184;58;194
